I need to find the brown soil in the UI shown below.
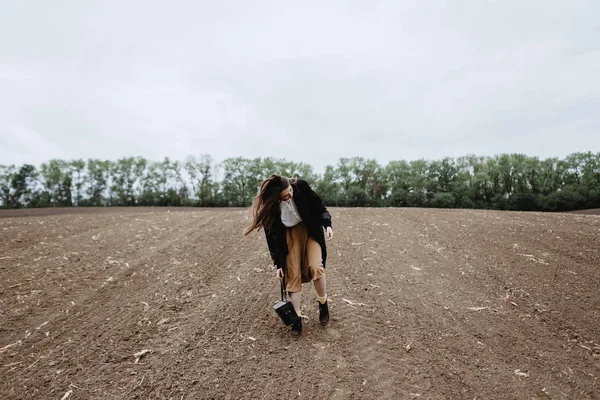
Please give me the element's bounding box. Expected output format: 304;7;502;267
570;209;600;216
0;207;598;399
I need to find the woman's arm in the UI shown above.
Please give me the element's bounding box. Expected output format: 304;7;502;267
265;229;281;268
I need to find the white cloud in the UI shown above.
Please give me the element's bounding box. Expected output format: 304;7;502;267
0;126;73;165
0;0;598;172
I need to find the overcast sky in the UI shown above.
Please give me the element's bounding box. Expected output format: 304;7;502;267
1;0;598;173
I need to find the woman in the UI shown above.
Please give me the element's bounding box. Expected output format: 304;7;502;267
244;174;333;337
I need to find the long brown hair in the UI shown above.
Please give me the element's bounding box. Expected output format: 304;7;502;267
244;174;292;235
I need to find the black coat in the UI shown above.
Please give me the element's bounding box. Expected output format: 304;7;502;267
265;179;332;271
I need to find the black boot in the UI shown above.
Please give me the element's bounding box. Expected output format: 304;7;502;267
318;300;330;326
288;318;302;337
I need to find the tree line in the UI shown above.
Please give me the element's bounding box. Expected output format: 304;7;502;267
1;152;599;212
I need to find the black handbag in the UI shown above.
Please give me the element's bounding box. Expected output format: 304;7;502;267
273;275;299;327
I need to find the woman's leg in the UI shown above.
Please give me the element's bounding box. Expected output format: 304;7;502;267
284;225;305;337
289;291;302;315
313;274;327;298
307;238;329;325
307;238;326;297
285;226;303;315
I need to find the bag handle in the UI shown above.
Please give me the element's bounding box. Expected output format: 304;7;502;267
280;273;287;302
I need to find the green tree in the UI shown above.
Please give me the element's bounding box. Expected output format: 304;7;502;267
13;164;38;207
315;165;342;206
1;152;598;211
408;159;430;206
431;192;456;208
39;159;72;207
496;154;513;195
220;157;257;206
185;154;216;206
111;157;146;206
85;159;111;206
0;165;36;208
0;165;14;207
511;154;529;194
349;157;387;205
428;157;457;194
336;158;353;192
70;159;86;206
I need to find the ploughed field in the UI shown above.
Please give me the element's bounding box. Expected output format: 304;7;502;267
0;207;598;399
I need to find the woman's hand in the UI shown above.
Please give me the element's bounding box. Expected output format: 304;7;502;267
276;268;284;279
326;227;333;240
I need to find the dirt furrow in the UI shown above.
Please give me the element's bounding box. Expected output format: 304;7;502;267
0;207;598;399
